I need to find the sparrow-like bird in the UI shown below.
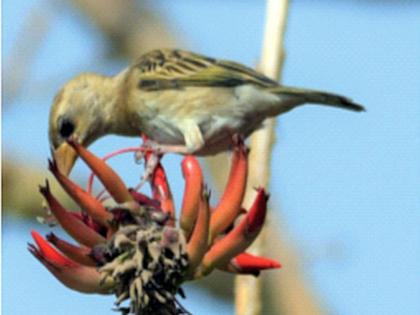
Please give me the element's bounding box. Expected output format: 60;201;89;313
49;49;364;175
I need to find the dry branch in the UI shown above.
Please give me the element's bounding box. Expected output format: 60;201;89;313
2;157;74;217
69;0;177;58
234;0;289;313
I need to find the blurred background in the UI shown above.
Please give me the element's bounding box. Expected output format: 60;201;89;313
2;1;420;314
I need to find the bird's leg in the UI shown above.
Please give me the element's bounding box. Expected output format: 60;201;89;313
132;135;163;191
134;134;151;164
232;133;246;148
133;151;162;191
143;152;160;179
134;124;205;190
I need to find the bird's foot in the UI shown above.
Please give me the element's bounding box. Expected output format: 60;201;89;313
232;134;245;147
134;139;192;190
133;150;161;191
142;152;160;180
133;140;196;191
134;138;153;164
131;138;162;190
231;134;249;154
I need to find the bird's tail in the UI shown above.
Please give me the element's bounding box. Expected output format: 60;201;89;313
266;86;365;112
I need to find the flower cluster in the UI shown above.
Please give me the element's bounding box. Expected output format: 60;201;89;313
29;139;280;315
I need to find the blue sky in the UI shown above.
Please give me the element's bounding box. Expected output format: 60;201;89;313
3;1;420;314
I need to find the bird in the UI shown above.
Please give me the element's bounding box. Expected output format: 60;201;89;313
49;48;364;175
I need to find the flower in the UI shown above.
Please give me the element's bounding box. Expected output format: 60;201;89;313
29;139;281;315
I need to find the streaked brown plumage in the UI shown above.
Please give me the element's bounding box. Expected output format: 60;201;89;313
49;49;364;174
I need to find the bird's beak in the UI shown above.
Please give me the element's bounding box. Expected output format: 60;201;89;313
53;142;77;176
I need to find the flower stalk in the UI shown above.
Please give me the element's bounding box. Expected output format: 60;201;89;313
235;0;290;314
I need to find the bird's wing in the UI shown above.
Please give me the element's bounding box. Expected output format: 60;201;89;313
133;49;278;91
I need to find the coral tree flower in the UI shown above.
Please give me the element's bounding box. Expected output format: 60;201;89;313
29;139;281;315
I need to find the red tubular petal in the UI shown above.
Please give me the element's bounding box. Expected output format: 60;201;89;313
186;191;210;276
129;189;161;209
209;144;248;242
28;232;113;294
31;230;76;267
48;159;113;227
180;156;203;238
70;212;107;235
46;233;97;267
39;182;106;247
67;139;134;203
245;188;268;235
233;252;281;269
86;146;141;195
222;252;281;275
198;188;268;276
150;161;175;223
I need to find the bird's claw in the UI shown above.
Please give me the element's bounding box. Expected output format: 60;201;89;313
232;134;249;154
141;153;160;180
132;142;163;191
134;150;145;165
232;134;245;146
134;139;163;163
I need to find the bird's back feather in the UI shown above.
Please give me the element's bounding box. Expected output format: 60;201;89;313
132;49;365;112
133;49;277;91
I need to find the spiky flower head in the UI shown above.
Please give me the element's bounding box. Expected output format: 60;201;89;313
29;139;280;314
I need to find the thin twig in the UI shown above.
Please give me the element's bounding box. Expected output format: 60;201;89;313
234;1;289;314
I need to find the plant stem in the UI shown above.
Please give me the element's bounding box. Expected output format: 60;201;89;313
234;0;289;314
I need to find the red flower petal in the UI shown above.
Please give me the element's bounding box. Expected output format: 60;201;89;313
48;159;113;227
198;188;268;276
31;230;76;267
46;233;96;266
129;189;161;209
209;144;248;242
39;182;106;247
186;191;210;276
180;156;203;239
70;212;107;235
29;231;113;294
223;252;281;275
67;139;134;203
150;161;175;224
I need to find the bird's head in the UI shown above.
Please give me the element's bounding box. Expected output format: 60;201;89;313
49;74;113;175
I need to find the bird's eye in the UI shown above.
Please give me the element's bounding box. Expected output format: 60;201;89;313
58;118;75;138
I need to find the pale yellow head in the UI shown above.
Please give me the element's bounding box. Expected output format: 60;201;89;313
49;73;118;175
